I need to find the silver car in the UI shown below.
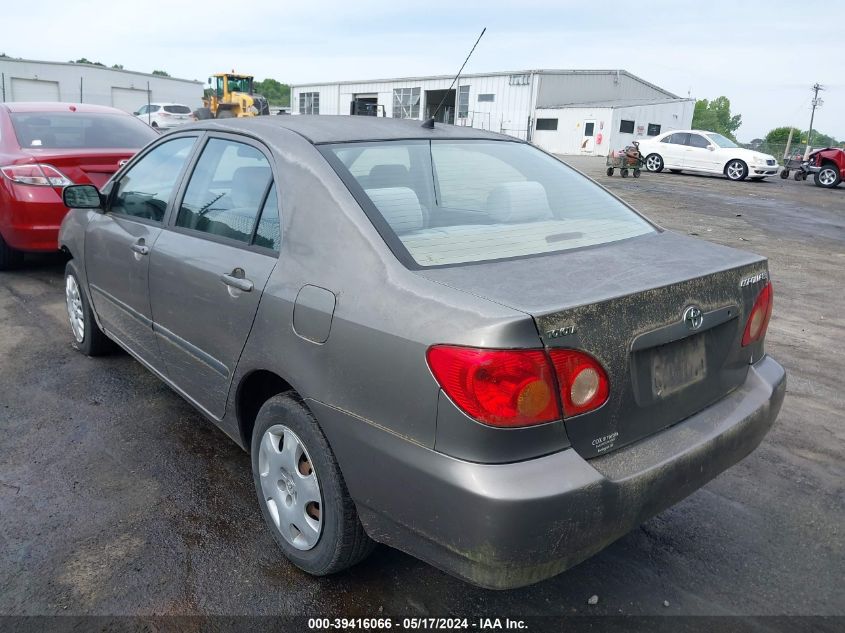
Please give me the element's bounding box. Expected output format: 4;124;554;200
58;116;785;589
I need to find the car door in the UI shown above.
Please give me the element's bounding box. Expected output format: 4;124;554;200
659;132;688;168
682;133;715;172
85;135;199;367
148;135;280;419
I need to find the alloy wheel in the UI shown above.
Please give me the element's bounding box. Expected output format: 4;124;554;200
258;424;323;550
818;168;838;187
646;155;662;171
65;275;85;344
726;160;746;180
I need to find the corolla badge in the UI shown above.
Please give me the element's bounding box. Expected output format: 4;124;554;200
683;305;704;330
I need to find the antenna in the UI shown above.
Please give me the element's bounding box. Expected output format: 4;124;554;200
422;27;487;129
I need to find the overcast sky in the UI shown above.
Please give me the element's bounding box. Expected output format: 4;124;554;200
4;0;843;140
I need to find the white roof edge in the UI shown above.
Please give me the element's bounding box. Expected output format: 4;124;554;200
291;69;674;93
538;97;695;109
0;56;203;85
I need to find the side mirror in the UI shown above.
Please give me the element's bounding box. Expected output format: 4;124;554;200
707;145;716;151
133;110;140;116
63;184;103;210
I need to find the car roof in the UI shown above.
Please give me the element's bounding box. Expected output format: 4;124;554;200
0;102;130;115
148;102;189;106
180;115;517;145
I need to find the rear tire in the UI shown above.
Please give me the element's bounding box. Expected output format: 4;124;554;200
606;167;614;176
814;164;841;188
779;169;789;179
725;159;748;181
633;169;641;178
0;234;23;271
251;394;375;576
794;171;803;181
65;260;113;356
621;168;629;178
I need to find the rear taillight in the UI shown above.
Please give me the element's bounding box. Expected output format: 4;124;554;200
548;349;610;417
426;346;558;428
426;345;610;427
0;164;72;187
742;281;773;346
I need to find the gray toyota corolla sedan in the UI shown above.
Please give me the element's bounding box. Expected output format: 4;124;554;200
58;116;785;589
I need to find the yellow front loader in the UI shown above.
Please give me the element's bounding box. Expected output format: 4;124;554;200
196;72;270;119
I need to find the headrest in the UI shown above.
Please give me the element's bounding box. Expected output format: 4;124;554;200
364;187;424;234
368;164;409;186
486;181;553;223
231;166;271;209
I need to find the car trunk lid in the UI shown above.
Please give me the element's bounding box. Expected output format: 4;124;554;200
18;148;135;188
417;231;771;458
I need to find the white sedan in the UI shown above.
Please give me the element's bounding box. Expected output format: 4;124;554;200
637;130;779;181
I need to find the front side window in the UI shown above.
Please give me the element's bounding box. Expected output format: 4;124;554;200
111;136;197;222
227;76;252;94
299;92;320;115
10;112;157;149
687;134;710;149
176;138;273;244
326;140;655;267
392;88;420;119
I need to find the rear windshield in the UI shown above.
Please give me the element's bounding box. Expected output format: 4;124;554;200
10;112;158;149
325;140;655;267
163;105;192;114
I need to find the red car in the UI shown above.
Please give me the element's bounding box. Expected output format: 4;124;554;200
0;102;157;269
809;147;845;188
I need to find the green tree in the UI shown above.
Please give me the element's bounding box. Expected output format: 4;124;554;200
112;64;124;70
254;78;290;106
70;57;105;66
152;70;170;77
691;96;742;140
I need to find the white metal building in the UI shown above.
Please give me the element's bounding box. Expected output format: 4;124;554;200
291;69;693;156
0;57;203;114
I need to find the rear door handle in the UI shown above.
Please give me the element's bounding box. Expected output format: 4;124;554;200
221;271;254;292
131;242;150;255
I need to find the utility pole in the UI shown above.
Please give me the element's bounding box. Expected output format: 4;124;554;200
806;82;824;156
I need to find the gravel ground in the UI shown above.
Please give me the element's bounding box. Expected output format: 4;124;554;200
0;157;842;621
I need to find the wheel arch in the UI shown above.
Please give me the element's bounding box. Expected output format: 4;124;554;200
235;369;298;452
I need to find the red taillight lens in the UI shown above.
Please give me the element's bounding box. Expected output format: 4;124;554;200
0;164;73;187
426;345;559;428
742;281;773;346
548;349;610;417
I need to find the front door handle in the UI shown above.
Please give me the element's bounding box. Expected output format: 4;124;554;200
131;241;150;255
221;269;254;292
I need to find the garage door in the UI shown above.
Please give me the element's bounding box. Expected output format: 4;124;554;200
111;87;149;113
11;78;60;102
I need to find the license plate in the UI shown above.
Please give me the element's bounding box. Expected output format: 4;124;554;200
652;334;706;398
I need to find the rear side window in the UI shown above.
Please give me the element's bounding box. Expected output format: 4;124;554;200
9;112;157;149
164;105;191;114
176;138;273;245
254;184;281;251
325;140;655;267
111;136;197;222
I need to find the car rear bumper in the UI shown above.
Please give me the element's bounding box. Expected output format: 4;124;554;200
0;184;66;252
310;355;786;589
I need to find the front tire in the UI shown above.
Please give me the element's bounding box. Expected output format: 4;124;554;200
65;261;112;356
725;159;748;181
251;394;374;576
814;164;841;188
0;233;24;271
645;153;664;172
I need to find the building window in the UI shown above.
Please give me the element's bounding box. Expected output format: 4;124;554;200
619;119;635;134
299;92;319;115
647;123;661;136
535;118;558;131
393;87;421;119
457;85;470;119
509;74;530;86
477;93;495;103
